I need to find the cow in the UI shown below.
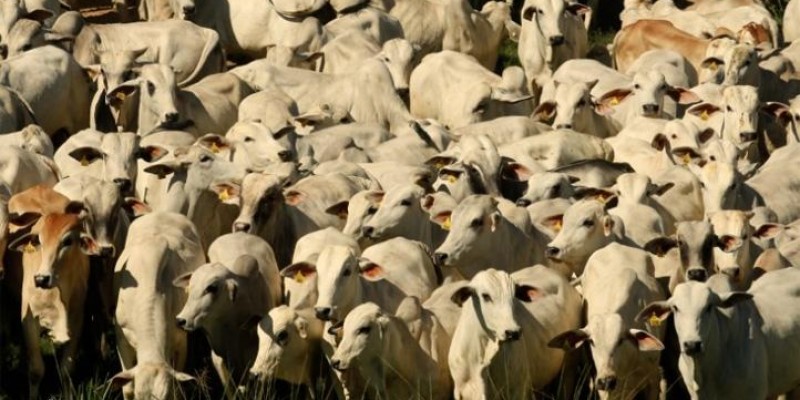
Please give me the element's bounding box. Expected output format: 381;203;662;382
639;268;800;399
0;84;35;133
448;266;582;399
328;302;451;400
109;212;205;400
0;45;90;137
0;146;58;194
645;220;723;292
410;51;533;130
107;66;255;136
708;210;763;289
0;124;52;156
54;130;168;195
359;184;446;249
174;255;273;394
0;0;59;58
517;0;589;92
7;198;90;399
550;244;666;400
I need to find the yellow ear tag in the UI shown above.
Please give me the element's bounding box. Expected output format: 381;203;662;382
447;175;457;184
24;241;36;253
709;63;718;71
294;271;305;283
80;156;89;167
681;153;691;164
210;142;220;154
218;188;230;201
115;91;126;102
610;97;620;106
435;161;444;170
442;216;451;231
553;219;562;232
648;313;662;327
700;110;710;121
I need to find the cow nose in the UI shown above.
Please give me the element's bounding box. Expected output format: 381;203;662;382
278;150;293;162
516;198;532;207
555;124;572;130
504;329;521;341
163;112;179;124
330;359;343;371
740;131;757;142
34;274;53;289
113;178;132;193
182;4;195;14
545;246;561;259
98;245;115;258
687;268;708;282
232;222;251;233
0;44;7;58
642;104;659;115
315;307;332;321
596;376;618;391
176;318;187;329
683;340;703;355
549;35;565;46
433;252;448;266
361;226;375;238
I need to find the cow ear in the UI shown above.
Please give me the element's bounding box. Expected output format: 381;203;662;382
651;133;670;152
548;329;590;350
666;87;701;104
628;329;665;351
327;320;344;337
68;147;103;166
143;162;178;179
501;162;534;182
505;19;520;42
648;182;674;197
108;369;135;390
8;233;40;253
280;262;317;283
8;212;42;229
123;197;151;218
106;81;140;105
284;190;305;206
210;182;241;205
531;101;556;122
226;280;239;302
431;211;452;231
698;128;716;144
65;201;86;216
762;102;792;126
79;234;99;255
700;57;724;71
687;103;721;121
573;187;615;202
137;145;169;163
717;234;743;253
172;371;197;383
325;201;349;220
541;214;563;233
359;261;385;282
24;8;54;22
197;134;231;155
602;215;615;236
85;65;101;82
719;292;753;308
420;194;435;212
595;89;633;115
366;191;385;205
451;286;474;306
514;284;543;302
172;272;193;288
636;301;672;325
425;155;456;170
754;223;782;239
643;237;678;257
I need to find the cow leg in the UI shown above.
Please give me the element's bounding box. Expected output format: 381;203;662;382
22;314;44;400
210;351;235;398
116;326;136;400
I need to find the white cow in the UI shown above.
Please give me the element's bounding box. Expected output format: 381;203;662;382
0;124;52;156
109;212;205;399
448;266;582;399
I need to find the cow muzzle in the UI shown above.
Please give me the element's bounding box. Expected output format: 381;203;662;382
739;131;757;143
315;307;333;321
545;246;562;260
686;268;708;282
500;329;522;342
34;274;54;289
549;35;565;46
0;44;7;59
330;358;348;371
595;376;618;391
642;104;660;116
683;340;703;356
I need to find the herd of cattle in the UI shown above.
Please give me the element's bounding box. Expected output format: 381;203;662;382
3;0;800;398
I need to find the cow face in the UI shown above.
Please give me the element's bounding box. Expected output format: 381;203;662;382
688;160;741;214
312;245;377;322
451;269;539;342
546;199;616;268
329;303;386;371
433;195;502;274
107;64;184;133
516;172;577;206
109;362;196;400
0;0;52;59
533;80;597;131
645;221;719;284
361;185;426;243
719;86;760;149
250;306;312;382
708;210;754;284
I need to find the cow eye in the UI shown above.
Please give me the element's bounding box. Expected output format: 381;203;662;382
582;219;594;227
342;268;351;277
576;99;586;107
244;136;254;143
481;294;492;302
470;218;483;228
276;330;289;345
204;284;218;295
61;236;74;248
726;106;733;112
671;305;679;313
634;84;641;90
21;44;31;51
199;154;213;163
367;206;378;215
400;199;411;206
147;82;155;94
357;326;371;335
